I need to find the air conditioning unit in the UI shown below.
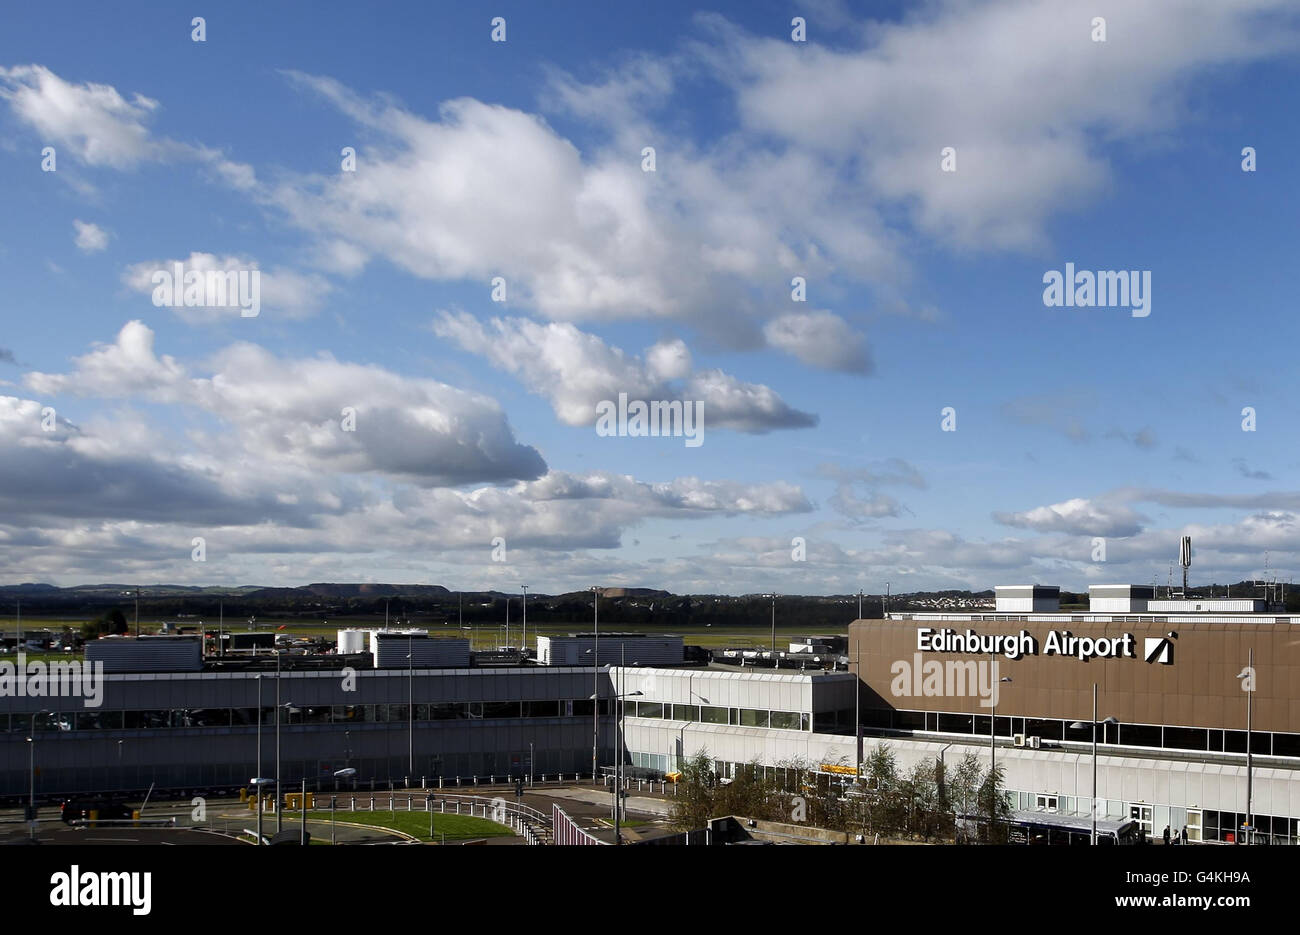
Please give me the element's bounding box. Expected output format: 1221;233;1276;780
1013;733;1026;747
1028;736;1042;749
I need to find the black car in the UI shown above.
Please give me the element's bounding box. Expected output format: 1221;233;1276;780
59;799;133;824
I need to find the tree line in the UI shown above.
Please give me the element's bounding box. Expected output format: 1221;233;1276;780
669;745;1013;844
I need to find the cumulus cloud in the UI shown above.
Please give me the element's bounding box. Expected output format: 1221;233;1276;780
122;252;330;322
994;497;1145;537
819;458;924;522
0;64;164;168
72;220;109;253
717;0;1300;249
763;311;872;373
26;321;545;486
433;311;817;432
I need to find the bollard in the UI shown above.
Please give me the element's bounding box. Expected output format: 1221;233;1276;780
439;776;444;789
369;795;375;812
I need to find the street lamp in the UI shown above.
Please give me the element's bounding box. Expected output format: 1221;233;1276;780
592;654;641;844
590;586;601;785
275;648;284;832
407;636;415;779
1237;648;1255;845
989;670;1012;775
276;697;295;833
1070;682;1118;845
25;736;35;840
521;585;529;658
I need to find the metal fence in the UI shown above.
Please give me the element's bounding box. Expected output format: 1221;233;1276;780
552;803;608;845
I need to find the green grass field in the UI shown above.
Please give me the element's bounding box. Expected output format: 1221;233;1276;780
3;615;844;652
319;809;513;841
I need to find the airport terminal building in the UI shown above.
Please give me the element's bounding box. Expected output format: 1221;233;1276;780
847;584;1300;844
4;585;1299;844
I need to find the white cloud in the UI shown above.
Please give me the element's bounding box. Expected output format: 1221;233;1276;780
72;219;109;253
718;0;1300;250
122;252;330;322
764;311;871;373
0;64;164;168
25;321;545;485
433;311;818;432
994;497;1145;537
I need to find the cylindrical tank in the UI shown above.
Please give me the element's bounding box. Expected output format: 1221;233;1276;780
337;629;366;654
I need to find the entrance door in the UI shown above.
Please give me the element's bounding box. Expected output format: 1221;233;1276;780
1185;810;1202;843
1130;804;1153;837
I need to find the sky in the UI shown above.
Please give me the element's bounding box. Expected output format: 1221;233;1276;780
1;0;1298;595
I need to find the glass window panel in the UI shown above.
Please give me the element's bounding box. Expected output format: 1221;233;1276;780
740;708;769;728
672;704;699;721
700;705;728;724
770;711;801;731
429;703;461;720
571;699;594;718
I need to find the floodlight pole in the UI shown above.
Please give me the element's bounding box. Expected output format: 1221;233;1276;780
591;587;600;785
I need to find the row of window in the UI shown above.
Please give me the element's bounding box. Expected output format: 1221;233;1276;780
1011;790;1300;845
626;702;810;731
865;708;1300;758
4;700;611;733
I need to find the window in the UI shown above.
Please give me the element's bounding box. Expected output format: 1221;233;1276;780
700;705;728;725
1185;810;1202;843
739;708;769;728
1130;804;1153;836
672;704;699;721
1035;794;1058;812
770;711;802;731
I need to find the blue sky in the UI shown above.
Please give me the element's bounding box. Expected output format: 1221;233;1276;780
1;0;1298;594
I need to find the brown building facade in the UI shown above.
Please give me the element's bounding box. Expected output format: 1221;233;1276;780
849;616;1300;758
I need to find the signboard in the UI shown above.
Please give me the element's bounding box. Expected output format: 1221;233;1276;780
917;627;1175;664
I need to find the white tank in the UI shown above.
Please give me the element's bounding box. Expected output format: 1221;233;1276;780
337;629;366;654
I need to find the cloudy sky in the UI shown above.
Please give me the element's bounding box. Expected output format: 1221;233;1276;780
1;0;1298;594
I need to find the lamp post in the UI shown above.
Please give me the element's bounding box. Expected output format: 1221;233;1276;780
1237;648;1255;845
593;649;641;845
26;735;35;840
255;674;263;844
275;649;283;832
1070;683;1118;845
591;586;600;785
407;636;415;779
521;585;528;658
989;667;1012;775
855;641;862;781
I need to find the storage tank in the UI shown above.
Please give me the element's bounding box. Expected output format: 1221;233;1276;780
337;629;366;654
